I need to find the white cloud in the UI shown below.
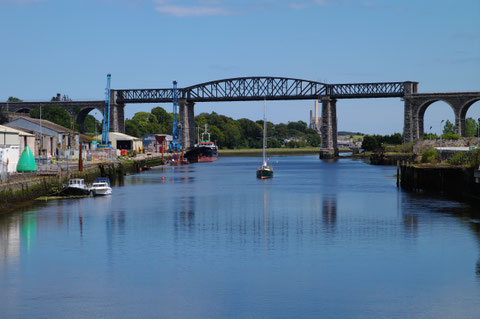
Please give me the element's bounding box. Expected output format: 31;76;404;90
154;0;232;17
155;4;231;16
314;0;336;6
290;2;307;9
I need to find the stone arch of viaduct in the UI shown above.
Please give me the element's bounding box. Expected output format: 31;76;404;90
0;91;125;133
403;92;480;141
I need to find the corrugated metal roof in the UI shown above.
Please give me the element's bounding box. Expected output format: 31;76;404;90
95;132;142;141
11;116;73;133
0;124;35;136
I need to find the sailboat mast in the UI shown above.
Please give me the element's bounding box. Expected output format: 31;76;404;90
263;98;266;166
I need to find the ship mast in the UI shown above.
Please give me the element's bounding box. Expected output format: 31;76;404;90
263;98;266;167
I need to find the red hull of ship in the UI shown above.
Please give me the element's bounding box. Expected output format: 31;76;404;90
198;156;218;163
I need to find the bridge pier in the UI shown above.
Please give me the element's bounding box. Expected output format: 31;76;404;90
319;97;338;159
179;100;195;151
109;103;125;133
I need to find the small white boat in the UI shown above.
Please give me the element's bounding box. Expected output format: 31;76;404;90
90;177;112;196
62;178;90;196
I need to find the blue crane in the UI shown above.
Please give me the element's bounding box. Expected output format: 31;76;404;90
100;74;112;148
170;80;182;152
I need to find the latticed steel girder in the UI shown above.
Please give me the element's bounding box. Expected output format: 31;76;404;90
115;77;407;103
327;82;406;98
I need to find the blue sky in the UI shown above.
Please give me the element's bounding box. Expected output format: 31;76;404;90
0;0;479;134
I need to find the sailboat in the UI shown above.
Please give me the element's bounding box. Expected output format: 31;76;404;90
257;98;274;179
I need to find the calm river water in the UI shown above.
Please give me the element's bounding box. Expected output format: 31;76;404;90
1;156;480;318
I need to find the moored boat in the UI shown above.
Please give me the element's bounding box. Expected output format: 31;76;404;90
91;177;112;196
257;98;273;179
257;164;274;179
185;124;218;163
61;178;91;196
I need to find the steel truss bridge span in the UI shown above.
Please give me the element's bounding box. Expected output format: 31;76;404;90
116;77;411;104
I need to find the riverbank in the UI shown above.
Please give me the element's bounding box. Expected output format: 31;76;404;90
400;163;480;206
0;155;166;214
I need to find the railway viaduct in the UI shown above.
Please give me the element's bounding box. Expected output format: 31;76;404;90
1;77;479;158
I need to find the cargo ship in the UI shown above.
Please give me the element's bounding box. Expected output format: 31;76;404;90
185;124;218;163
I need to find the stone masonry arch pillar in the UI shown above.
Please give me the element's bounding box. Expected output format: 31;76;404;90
179;99;195;151
403;92;480;142
109;90;125;133
319;96;338;159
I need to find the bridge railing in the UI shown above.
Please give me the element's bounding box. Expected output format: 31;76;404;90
111;79;410;104
184;77;328;101
116;89;179;104
327;82;406;98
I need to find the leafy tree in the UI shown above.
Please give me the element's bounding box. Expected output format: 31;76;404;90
287;121;308;133
30;105;72;129
151;106;173;133
273;123;289;140
237;118;262;148
132;112;158;124
208;125;225;147
125;112;162;137
443;120;456;135
465;117;479;137
82;115;101;134
125;120;141;137
223;122;242;149
362;135;379;151
7;97;22;102
384;133;403;144
306;133;321;147
267;137;282;148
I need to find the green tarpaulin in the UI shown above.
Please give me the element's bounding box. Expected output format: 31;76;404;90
16;146;37;172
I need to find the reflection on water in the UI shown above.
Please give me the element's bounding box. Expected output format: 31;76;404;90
21;212;36;252
1;156;480;318
322;194;337;233
0;212;37;265
175;196;195;233
0;215;20;264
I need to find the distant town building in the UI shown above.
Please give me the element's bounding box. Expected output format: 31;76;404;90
309;100;321;133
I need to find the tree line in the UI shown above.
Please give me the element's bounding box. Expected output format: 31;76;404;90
125;106;322;149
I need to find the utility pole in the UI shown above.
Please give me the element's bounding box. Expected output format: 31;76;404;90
440;119;445;147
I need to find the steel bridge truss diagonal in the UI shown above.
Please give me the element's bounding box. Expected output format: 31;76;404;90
116;77;410;104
